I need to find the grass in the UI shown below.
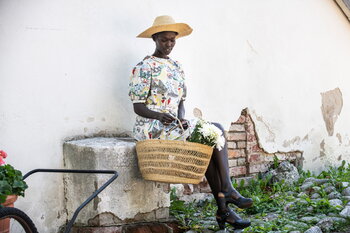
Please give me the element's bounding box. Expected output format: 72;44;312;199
170;161;350;232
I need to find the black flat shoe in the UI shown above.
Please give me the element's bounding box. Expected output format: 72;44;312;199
224;189;253;209
216;208;251;230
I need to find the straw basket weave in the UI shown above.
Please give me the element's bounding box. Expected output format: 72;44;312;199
136;139;213;184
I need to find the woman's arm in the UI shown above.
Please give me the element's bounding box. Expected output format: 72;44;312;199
177;100;188;129
133;103;175;125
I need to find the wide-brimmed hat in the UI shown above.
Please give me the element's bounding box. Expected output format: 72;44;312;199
137;15;193;38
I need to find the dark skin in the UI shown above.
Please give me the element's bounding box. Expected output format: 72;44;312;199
132;31;251;227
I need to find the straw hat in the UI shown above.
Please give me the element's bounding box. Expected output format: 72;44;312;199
137;15;193;38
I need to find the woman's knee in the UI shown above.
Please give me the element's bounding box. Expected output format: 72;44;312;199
212;122;225;132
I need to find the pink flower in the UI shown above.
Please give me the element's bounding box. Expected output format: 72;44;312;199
0;150;7;165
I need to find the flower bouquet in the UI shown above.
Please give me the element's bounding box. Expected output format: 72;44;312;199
187;119;225;151
0;150;28;205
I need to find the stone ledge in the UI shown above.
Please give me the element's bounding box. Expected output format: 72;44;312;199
63;137;170;226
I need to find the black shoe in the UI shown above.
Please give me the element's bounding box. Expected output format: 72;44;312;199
223;189;253;209
216;208;251;230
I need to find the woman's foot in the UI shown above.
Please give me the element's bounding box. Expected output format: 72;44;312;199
223;189;253;209
216;208;251;230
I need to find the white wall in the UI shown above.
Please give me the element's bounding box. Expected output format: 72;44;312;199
1;0;350;232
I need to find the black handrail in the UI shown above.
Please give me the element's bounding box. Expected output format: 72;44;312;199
23;169;119;233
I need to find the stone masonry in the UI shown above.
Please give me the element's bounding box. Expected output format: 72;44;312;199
63;137;170;227
175;108;303;200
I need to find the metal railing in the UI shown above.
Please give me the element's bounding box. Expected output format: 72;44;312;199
23;169;119;233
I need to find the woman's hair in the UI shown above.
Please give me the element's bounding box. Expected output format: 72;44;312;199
152;31;179;40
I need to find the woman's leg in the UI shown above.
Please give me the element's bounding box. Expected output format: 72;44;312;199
211;122;253;208
205;145;251;230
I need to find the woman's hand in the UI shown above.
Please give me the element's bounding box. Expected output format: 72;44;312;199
156;113;175;125
179;118;189;130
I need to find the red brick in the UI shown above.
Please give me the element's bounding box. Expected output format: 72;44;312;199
247;133;257;142
228;149;245;158
247;142;263;152
248;153;264;163
235;115;246;123
230;166;247;177
227;132;246;141
249;163;269;174
227;141;237;149
237;141;246;148
229;123;245;132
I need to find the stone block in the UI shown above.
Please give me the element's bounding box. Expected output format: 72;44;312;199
227;141;237;149
249;163;270;174
227;132;247;141
63;137;170;226
229;124;245;132
233;176;253;187
229;166;247;177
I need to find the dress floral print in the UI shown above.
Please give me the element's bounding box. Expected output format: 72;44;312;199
129;55;188;141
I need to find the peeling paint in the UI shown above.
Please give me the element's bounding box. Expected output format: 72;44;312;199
283;136;301;147
321;88;343;136
302;134;309;141
320;139;326;157
252;111;275;142
336;133;342;144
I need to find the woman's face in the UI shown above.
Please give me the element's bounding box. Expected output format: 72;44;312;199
153;31;177;58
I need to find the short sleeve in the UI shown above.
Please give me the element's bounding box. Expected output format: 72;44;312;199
128;61;152;103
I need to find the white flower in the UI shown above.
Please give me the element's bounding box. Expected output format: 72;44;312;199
216;135;225;151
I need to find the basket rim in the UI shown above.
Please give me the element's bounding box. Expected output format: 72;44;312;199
136;139;213;149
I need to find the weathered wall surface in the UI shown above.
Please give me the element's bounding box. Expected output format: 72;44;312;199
1;0;350;232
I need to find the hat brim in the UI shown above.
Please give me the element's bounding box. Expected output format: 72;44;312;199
137;23;193;38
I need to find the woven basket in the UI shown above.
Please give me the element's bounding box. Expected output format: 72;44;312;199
136;139;213;184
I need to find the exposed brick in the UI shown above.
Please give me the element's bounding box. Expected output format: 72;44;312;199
249;163;269;174
227;141;237;149
227;132;246;141
149;223;171;233
247;142;263;152
228;149;245;158
237;141;246;149
248;153;264;163
235;115;246;123
237;158;247;166
247;133;257;142
229;123;245;132
228;159;238;167
230;166;247;177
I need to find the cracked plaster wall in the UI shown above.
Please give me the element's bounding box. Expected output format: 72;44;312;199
1;0;350;232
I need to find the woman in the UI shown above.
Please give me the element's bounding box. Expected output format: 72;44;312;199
129;15;252;230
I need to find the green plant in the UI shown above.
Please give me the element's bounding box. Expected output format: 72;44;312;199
0;164;28;204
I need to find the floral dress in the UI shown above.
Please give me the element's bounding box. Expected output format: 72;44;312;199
129;55;190;141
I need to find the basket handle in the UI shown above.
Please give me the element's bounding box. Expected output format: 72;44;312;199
164;117;187;142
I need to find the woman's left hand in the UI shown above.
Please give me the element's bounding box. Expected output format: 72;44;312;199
179;119;189;130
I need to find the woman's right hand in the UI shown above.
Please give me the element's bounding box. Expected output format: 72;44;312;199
156;113;175;125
